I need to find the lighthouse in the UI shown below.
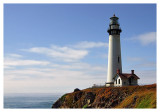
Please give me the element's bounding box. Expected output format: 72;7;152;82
106;14;122;87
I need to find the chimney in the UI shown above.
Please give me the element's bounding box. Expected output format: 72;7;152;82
131;70;134;74
117;69;120;74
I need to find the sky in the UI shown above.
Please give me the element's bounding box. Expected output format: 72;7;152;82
4;4;156;94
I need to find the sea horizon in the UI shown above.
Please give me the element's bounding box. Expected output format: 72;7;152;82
4;92;64;109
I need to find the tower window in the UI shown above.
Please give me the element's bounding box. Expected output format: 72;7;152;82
119;79;120;84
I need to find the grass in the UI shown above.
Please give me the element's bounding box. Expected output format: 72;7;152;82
116;90;156;108
136;91;156;108
83;104;88;108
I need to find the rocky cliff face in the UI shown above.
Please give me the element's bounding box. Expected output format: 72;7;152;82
52;84;156;108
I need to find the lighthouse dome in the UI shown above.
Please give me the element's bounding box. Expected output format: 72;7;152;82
110;14;119;25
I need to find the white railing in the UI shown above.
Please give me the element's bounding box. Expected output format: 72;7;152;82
92;83;106;88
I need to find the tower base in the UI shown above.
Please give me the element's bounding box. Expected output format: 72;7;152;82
105;82;114;87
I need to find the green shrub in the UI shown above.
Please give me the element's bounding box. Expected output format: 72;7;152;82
83;104;88;108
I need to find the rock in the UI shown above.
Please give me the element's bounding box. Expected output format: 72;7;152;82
85;92;95;104
87;99;90;104
134;96;137;101
73;91;83;102
110;99;119;107
74;88;80;92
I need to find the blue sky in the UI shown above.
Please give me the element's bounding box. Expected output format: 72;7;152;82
4;4;156;93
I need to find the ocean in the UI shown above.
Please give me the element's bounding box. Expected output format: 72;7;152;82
4;93;63;109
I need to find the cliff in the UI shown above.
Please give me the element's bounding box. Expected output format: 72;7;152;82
52;84;156;108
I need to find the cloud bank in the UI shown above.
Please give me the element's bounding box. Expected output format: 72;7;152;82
4;40;156;93
4;41;108;93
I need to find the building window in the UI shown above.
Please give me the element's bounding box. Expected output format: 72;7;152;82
116;79;117;84
119;79;120;84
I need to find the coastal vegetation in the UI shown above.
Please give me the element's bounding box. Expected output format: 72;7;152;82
52;84;156;108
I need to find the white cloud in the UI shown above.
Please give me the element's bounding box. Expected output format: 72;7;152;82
4;53;50;68
131;32;156;45
51;62;107;72
6;54;23;58
4;58;50;68
5;65;156;93
74;41;108;49
24;46;88;62
22;41;108;62
4;50;107;93
4;62;107;79
4;62;107;93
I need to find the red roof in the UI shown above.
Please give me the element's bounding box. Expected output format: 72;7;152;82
115;73;140;79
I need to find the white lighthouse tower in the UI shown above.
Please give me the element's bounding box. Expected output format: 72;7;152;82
106;14;122;87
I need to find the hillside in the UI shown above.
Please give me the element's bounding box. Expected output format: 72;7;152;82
52;84;156;108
